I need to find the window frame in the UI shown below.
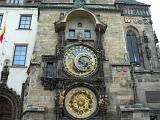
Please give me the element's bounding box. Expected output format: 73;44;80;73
126;27;143;65
84;29;91;38
9;0;20;4
12;44;28;66
46;62;54;78
0;14;3;27
19;14;32;29
69;29;76;38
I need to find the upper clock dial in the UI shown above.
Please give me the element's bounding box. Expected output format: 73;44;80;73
63;45;98;77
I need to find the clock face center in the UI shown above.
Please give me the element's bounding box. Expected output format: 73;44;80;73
78;56;90;68
77;98;85;106
74;53;92;72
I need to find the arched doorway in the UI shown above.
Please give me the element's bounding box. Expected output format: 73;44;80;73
0;96;13;120
0;85;21;120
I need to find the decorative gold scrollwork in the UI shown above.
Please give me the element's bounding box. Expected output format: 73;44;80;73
65;87;97;119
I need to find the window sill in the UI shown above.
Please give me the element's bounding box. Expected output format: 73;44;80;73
67;38;94;41
67;38;78;41
10;65;27;68
82;39;94;41
16;28;32;31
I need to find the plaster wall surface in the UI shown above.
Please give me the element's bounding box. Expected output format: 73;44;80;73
0;7;38;94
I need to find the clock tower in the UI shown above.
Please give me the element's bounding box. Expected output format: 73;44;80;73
53;6;107;119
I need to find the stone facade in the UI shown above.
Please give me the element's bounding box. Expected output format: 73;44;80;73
21;0;160;120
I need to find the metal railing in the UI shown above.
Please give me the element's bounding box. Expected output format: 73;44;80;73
42;67;57;79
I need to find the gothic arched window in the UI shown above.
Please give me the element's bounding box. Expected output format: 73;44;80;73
126;28;142;64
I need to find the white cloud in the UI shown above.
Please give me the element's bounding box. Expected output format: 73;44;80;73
137;0;160;43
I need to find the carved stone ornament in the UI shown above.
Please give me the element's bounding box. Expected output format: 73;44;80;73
145;45;152;59
124;17;131;23
153;31;159;44
64;86;98;119
125;17;151;25
143;31;148;43
157;45;160;59
77;32;83;41
58;89;65;108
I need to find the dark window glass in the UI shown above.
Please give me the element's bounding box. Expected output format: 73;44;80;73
9;0;20;4
19;15;32;29
146;91;160;103
46;63;53;78
13;45;27;65
15;0;20;4
69;29;75;37
84;30;91;38
0;15;3;27
127;30;141;63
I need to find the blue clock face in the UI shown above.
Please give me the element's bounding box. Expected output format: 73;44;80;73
63;45;98;77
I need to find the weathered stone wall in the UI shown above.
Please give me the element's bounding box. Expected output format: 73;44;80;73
22;9;63;120
22;5;160;120
122;15;160;111
23;8;133;120
98;11;127;63
34;9;63;57
97;10;133;119
42;0;115;4
135;73;160;108
123;16;159;70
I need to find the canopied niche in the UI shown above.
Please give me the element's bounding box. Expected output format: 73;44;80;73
55;7;107;33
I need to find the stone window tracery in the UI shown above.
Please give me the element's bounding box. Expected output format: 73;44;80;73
126;27;143;65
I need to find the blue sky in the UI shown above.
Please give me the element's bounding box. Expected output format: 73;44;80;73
137;0;160;43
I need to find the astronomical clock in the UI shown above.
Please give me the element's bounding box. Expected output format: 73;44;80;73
62;44;100;119
41;6;107;120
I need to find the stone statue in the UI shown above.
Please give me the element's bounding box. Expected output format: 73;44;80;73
1;62;9;85
99;96;108;107
145;45;151;59
157;44;160;59
58;89;65;108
